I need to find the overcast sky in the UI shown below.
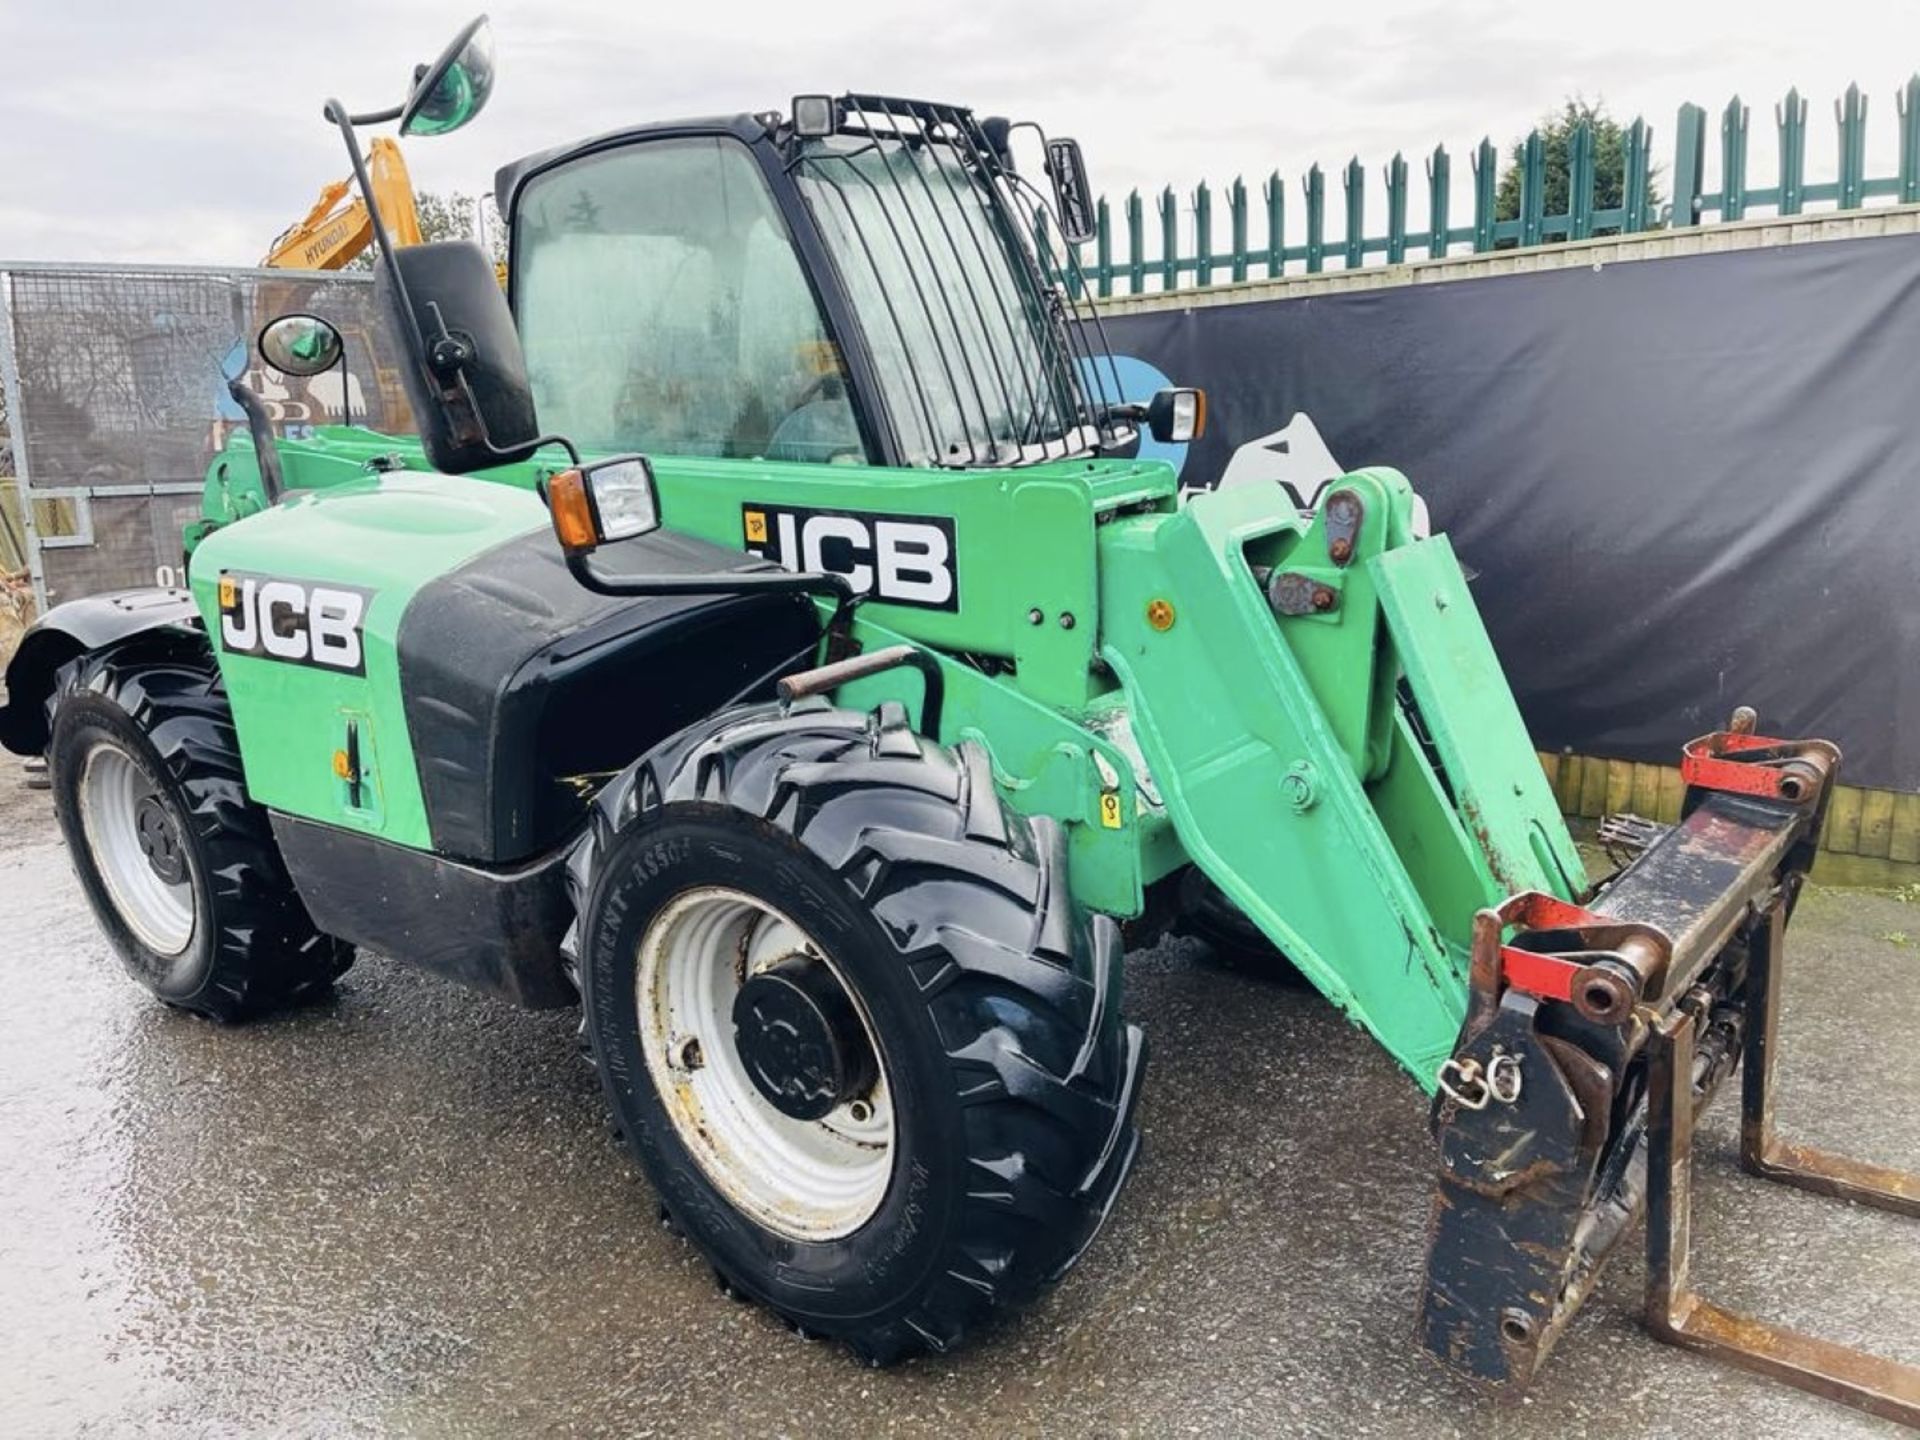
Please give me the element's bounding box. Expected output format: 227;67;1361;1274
4;0;1920;266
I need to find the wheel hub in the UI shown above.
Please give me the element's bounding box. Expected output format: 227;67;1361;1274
637;887;894;1240
78;741;196;957
732;953;878;1121
134;794;187;885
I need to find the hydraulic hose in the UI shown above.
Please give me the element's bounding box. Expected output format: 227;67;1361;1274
226;378;285;504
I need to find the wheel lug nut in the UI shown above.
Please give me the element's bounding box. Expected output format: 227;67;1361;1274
847;1099;873;1124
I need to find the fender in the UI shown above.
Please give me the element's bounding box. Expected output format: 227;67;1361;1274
0;588;203;755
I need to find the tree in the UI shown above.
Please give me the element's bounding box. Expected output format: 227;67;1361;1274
1495;99;1663;237
345;190;507;270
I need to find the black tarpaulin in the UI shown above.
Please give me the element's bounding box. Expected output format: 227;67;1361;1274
1100;234;1920;790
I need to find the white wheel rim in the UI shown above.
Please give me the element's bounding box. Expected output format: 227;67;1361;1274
77;741;196;957
636;886;894;1241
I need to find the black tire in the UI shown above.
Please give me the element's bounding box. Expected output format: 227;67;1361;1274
47;635;354;1021
1174;869;1308;984
568;701;1145;1363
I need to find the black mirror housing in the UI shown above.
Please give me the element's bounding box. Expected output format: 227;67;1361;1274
400;14;496;137
1045;137;1095;244
376;240;542;473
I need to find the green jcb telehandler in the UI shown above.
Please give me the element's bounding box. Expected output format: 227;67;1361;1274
4;17;1915;1420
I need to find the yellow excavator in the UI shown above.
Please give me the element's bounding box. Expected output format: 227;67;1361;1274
256;137;496;427
262;136;424;269
263;135;507;285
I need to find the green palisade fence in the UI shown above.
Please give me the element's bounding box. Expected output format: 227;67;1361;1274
1072;75;1920;298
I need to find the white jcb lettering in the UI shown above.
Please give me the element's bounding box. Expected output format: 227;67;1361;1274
308;588;365;671
874;521;952;607
258;581;308;659
799;514;874;596
218;573;370;673
747;505;958;611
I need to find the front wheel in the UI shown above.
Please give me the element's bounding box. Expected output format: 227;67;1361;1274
571;703;1144;1362
48;639;353;1020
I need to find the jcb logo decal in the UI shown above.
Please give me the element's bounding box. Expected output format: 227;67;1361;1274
218;571;371;675
742;504;957;612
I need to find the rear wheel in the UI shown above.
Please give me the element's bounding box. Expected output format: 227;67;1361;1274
48;639;353;1020
1176;869;1307;984
571;702;1145;1362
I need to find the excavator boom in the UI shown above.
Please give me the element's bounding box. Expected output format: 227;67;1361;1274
262;136;422;269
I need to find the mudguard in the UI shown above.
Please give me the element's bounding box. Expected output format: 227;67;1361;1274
0;589;202;755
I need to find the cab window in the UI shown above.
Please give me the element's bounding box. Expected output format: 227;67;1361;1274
514;137;867;465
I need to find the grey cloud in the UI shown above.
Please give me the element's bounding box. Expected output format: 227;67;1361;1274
0;0;1915;264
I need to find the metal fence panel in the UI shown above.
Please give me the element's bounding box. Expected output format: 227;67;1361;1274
0;265;412;607
1071;75;1920;296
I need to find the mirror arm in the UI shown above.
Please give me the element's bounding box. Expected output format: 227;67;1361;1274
1004;119;1049;155
225;377;285;504
324;98;410;313
331;92;570;471
346;103;405;126
562;552;858;655
446;367;580;465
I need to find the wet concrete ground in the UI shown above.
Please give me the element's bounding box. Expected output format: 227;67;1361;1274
3;770;1916;1439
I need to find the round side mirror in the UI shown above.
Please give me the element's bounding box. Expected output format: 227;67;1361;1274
400;15;496;138
259;314;345;377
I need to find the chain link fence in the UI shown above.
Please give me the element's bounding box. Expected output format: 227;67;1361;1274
1;340;33;664
0;264;413;611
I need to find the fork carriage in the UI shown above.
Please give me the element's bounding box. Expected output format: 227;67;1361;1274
1421;722;1920;1426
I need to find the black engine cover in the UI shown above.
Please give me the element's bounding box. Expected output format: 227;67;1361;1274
398;526;820;863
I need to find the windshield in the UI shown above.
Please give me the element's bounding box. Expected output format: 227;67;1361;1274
514;138;867;465
794;107;1108;468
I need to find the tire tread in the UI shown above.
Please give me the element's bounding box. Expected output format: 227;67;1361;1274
570;701;1144;1363
50;635;353;1021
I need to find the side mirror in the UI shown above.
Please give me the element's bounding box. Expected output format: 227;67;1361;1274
547;456;661;554
400;14;496;137
258;313;344;377
1045;137;1095;244
377;240;541;472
